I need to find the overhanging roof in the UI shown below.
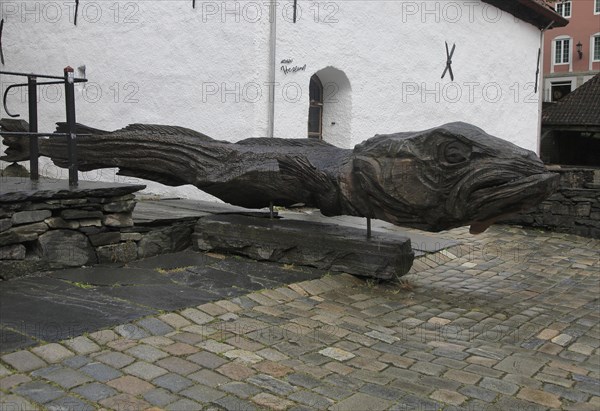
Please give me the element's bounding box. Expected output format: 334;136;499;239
543;73;600;127
482;0;569;29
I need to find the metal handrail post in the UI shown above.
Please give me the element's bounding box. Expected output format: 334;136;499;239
27;76;39;180
63;66;78;186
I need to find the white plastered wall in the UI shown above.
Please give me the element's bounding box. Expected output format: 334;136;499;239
1;1;543;200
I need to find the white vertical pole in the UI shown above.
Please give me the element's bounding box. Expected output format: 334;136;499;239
267;0;277;138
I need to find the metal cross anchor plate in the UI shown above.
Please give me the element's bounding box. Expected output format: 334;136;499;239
74;0;80;26
534;48;541;93
293;0;298;23
0;19;5;65
441;42;456;81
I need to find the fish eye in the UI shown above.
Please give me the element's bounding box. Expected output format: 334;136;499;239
443;141;471;164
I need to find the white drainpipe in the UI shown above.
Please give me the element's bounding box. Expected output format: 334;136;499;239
267;0;277;138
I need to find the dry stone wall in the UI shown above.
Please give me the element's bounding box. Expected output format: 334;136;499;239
502;167;600;238
0;181;194;280
1;192;133;279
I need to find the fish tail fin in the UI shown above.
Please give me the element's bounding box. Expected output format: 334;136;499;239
1;118;32;162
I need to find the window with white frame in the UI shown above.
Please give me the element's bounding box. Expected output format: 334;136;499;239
594;35;600;61
595;0;600;15
554;38;571;64
555;1;572;18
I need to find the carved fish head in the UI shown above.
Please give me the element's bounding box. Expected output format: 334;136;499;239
351;122;559;233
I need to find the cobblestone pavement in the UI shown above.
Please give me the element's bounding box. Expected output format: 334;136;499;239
1;225;598;410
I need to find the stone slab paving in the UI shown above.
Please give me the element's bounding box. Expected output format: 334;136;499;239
0;225;599;410
0;252;326;353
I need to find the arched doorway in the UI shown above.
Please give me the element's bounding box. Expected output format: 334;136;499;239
307;67;352;147
308;75;323;139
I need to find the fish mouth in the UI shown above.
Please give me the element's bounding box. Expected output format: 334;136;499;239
466;172;559;233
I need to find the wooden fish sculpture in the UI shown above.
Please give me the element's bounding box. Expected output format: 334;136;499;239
1;120;558;233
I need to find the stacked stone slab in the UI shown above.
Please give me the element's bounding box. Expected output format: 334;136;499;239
194;214;415;280
502;167;600;238
0;180;152;279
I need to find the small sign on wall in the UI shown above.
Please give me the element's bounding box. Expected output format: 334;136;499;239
281;59;307;75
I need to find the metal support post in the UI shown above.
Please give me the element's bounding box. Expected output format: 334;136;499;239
27;76;39;180
64;66;78;186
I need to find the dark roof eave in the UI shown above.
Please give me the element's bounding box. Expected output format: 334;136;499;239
481;0;569;29
542;122;600;128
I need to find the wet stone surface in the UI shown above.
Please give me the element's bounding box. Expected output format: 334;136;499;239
0;250;329;349
0;225;598;410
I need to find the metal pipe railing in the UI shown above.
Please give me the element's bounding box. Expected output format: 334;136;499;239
0;70;86;81
0;67;87;186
